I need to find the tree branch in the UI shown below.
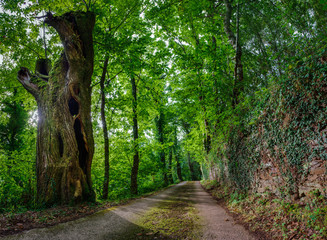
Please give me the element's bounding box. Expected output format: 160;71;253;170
5;35;41;57
17;67;39;98
34;15;48;19
106;69;123;86
82;0;89;11
111;2;140;35
91;69;123;88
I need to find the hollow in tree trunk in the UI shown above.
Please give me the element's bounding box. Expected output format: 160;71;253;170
17;11;96;206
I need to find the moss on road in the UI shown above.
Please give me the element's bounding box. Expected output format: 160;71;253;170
137;187;201;239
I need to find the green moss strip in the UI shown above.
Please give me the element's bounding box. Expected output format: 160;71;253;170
137;198;201;239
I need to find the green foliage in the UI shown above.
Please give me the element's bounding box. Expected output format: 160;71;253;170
216;48;326;195
1;0;326;213
226;127;253;190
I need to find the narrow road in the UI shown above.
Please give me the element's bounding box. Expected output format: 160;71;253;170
3;182;254;240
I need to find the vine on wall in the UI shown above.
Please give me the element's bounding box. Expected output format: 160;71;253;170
217;49;327;197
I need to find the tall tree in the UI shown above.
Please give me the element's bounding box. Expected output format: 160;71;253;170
100;56;110;199
130;75;140;195
167;147;174;184
223;0;243;107
17;11;96;205
156;109;169;186
174;127;183;182
0;90;28;153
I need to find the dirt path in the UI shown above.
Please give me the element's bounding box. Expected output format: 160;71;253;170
2;182;255;240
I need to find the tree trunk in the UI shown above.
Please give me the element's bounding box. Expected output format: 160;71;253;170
130;76;139;195
187;152;196;181
181;122;196;181
100;56;110;199
224;0;243;108
156;110;168;186
174;128;183;182
17;11;96;206
167;148;174;184
204;119;211;154
176;153;183;182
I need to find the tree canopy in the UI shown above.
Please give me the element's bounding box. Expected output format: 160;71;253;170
0;0;326;210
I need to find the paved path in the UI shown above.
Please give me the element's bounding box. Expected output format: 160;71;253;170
3;182;254;240
193;182;254;240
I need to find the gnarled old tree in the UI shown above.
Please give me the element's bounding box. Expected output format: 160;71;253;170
17;11;96;206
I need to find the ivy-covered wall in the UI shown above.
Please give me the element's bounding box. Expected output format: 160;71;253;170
215;49;327;199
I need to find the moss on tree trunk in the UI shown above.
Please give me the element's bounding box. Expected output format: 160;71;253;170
17;11;96;206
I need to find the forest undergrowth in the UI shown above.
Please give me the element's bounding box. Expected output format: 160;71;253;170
201;180;327;240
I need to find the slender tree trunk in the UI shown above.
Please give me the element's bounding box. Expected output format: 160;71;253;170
156;110;168;186
176;152;183;182
174;127;183;182
198;79;211;171
204;119;211;154
224;0;243;108
1;90;28;184
100;56;110;199
160;151;168;186
17;11;96;206
189;11;212;160
200;163;205;180
130;76;139;195
203;118;211;180
187;152;196;181
167;148;173;184
181;122;196;181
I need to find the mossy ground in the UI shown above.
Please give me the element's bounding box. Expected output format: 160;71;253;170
137;197;202;239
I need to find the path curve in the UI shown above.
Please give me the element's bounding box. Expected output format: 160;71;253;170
3;182;255;240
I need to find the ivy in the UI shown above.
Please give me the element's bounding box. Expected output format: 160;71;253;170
220;49;327;196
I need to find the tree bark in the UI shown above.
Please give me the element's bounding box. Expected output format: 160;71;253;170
156;110;168;186
174;128;183;182
224;0;243;107
176;152;183;182
187;152;196;181
17;11;96;206
167;148;174;184
130;76;140;195
181;122;197;181
100;56;110;199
